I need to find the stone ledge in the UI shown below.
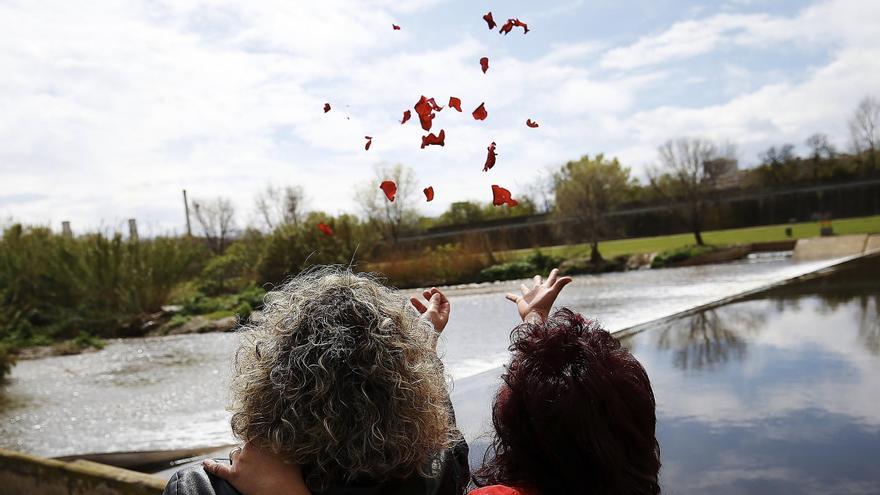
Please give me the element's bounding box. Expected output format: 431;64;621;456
0;448;165;495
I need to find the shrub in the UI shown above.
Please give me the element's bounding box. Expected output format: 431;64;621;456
0;343;16;381
479;250;564;282
651;244;718;268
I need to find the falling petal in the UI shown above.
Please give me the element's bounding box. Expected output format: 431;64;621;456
482;11;497;30
472;102;488;121
526;119;539;128
448;96;462;112
424;186;435;202
401;109;412;124
365;136;372;151
323;103;331;113
421;129;446;149
380;180;397;202
491;184;518;207
317;222;334;236
392;24;401;30
480;56;489;74
483;141;497;172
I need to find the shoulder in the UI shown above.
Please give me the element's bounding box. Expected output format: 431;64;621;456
469;485;528;495
162;463;241;495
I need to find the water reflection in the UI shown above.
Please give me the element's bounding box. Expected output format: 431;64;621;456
648;308;764;371
622;255;880;494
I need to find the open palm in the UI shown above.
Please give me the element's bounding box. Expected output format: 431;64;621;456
505;268;572;322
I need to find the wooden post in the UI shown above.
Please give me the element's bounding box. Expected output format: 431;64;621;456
128;218;138;240
183;189;192;236
61;221;72;238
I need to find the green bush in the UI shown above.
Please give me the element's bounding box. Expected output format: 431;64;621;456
651;244;718;268
0;343;16;381
479;250;564;282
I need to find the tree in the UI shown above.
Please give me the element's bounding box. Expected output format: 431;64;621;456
355;164;420;244
554;154;633;262
849;96;880;173
192;197;236;253
805;133;836;181
650;138;735;246
253;184;307;231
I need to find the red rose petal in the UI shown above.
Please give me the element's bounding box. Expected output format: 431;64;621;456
380;180;397;202
424;186;434;202
323;103;331;113
501;18;529;35
526;119;539;128
472;102;488;121
480;56;489;74
365;136;372;151
420;129;446;149
414;95;436;131
426;97;444;111
401;109;411;124
392;24;401;30
483;141;497;172
317;222;334;236
491;185;518;207
499;19;514;35
483;11;497;30
448;96;462;112
512;18;529;34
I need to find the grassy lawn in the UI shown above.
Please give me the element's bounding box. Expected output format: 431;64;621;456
505;214;880;261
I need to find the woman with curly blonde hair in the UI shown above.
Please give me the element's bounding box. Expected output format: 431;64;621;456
163;267;469;495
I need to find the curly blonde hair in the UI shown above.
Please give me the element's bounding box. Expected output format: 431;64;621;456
229;267;452;489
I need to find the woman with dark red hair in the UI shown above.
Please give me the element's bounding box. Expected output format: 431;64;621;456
471;268;661;495
205;268;660;495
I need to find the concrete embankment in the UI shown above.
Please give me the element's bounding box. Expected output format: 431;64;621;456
0;448;165;495
793;234;878;260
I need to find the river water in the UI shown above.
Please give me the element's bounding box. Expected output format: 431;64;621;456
0;256;846;458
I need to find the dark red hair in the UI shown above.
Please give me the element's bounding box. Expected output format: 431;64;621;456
474;308;661;494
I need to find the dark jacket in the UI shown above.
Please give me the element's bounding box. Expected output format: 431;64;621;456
162;399;470;495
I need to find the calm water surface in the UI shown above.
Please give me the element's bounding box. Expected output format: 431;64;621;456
460;256;880;494
0;257;847;459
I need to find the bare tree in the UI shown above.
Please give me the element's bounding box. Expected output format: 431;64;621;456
253;184;307;231
849;96;880;172
192;197;236;252
355;163;420;244
805;133;836;181
554;154;633;262
650;137;735;246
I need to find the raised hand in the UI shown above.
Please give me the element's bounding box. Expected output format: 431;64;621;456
410;287;451;333
505;268;573;323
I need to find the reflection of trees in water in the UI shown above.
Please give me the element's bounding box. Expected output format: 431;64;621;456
856;295;880;355
654;306;766;371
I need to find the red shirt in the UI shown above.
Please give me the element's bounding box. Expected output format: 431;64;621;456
469;485;532;495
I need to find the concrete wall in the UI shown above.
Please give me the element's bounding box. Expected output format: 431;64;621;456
0;448;165;495
793;234;869;261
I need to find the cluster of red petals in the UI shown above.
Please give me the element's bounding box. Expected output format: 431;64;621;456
483;141;497;172
364;136;373;150
414;95;443;131
317;222;334;236
472;102;488;121
500;18;529;35
526;119;539;128
448;96;462;112
323;103;331;113
483;11;497;29
491;185;518;207
421;129;446;149
392;24;401;30
480;56;489;74
424;186;435;202
380;180;397;202
400;109;411;124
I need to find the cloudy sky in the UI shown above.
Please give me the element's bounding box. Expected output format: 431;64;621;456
1;0;878;233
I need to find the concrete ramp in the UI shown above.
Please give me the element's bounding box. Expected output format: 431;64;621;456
866;234;880;254
793;234;869;261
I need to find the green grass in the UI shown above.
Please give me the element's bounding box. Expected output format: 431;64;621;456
505;214;880;261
